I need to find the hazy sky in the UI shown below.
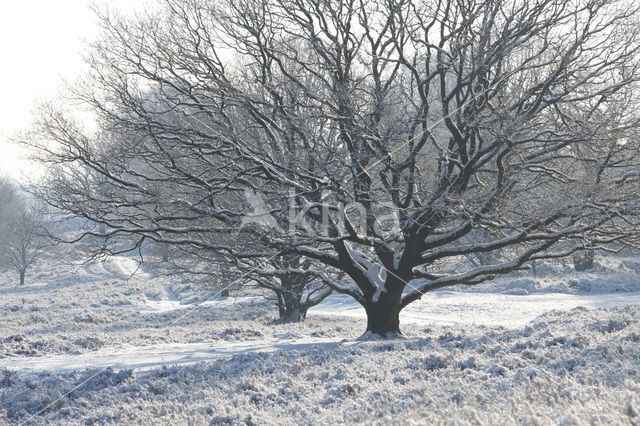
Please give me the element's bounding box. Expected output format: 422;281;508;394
0;0;145;180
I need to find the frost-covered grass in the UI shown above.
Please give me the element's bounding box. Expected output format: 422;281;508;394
0;248;302;359
1;249;640;424
1;305;640;424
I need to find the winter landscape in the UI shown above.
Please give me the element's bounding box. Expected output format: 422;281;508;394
3;0;640;423
1;249;640;424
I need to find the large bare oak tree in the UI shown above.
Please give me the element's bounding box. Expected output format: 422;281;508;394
25;0;640;336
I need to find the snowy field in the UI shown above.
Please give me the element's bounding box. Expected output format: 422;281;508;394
1;249;640;424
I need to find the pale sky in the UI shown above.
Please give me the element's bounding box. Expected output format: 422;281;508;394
0;0;146;180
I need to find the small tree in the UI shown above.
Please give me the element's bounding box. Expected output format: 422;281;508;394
0;178;49;286
150;243;333;321
245;256;333;322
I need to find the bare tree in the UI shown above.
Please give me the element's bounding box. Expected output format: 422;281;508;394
0;178;49;286
24;0;640;336
243;256;333;322
146;241;332;321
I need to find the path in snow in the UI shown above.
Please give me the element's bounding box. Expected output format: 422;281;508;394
0;338;344;373
80;256;144;280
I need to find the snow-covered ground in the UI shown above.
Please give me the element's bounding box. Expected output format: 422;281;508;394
1;248;639;424
317;289;640;328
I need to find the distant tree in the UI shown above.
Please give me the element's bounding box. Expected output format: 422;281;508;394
0;178;49;286
151;243;333;322
243;256;333;322
24;0;640;337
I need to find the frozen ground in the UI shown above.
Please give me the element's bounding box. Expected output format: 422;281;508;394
0;249;639;424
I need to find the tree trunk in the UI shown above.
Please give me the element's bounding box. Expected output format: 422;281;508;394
364;289;403;337
279;305;308;323
573;249;595;271
277;289;308;322
160;244;169;262
274;273;309;323
19;269;25;286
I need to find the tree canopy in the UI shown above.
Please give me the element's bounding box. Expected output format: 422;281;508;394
25;0;640;336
